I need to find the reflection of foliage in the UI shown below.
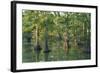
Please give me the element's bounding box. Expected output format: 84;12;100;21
22;10;91;62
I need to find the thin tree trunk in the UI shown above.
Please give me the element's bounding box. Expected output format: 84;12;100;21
35;24;40;62
63;32;69;54
44;22;50;61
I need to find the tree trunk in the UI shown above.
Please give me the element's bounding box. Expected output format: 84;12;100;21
63;32;69;54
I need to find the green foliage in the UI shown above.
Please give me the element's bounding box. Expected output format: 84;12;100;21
22;10;91;62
